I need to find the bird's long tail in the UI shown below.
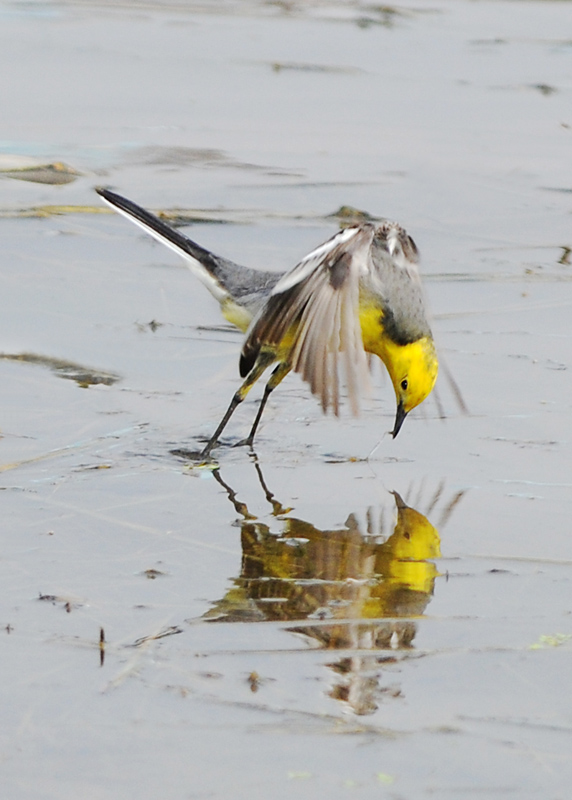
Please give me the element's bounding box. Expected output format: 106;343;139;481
97;187;242;307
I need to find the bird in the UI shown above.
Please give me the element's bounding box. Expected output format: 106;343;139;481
96;188;438;459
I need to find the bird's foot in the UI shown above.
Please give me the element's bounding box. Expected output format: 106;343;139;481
170;446;218;464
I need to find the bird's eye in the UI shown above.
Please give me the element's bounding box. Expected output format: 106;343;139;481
400;379;408;391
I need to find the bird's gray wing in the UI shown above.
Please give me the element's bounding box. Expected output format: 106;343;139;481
240;225;375;415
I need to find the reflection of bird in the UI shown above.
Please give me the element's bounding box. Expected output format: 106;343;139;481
98;188;438;458
206;469;442;625
205;465;451;716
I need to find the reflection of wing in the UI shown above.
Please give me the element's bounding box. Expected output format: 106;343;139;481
241;225;376;415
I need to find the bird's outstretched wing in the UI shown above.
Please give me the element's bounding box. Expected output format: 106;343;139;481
241;225;376;416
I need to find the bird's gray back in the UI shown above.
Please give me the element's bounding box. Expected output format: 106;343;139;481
212;256;283;315
362;223;432;346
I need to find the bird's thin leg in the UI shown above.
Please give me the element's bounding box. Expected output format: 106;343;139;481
252;457;291;516
211;468;256;520
237;362;291;449
199;392;243;459
199;351;276;460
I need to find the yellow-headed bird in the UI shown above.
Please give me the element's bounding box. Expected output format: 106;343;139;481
97;189;438;458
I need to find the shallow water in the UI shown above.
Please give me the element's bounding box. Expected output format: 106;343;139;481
1;0;571;797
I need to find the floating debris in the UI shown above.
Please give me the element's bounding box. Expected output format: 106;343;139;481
141;568;167;580
157;210;233;226
530;83;557;96
529;633;571;650
271;61;362;74
0;155;81;185
135;319;164;333
287;772;313;781
37;592;82;612
130;626;183;647
73;464;113;472
247;671;261;692
0;352;121;387
0;204;109;219
328;205;377;227
355;4;413;29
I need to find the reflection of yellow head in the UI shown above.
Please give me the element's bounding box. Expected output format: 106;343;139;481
390;491;441;560
372;492;441;597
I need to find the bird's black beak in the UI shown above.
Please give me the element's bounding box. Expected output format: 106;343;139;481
391;400;407;438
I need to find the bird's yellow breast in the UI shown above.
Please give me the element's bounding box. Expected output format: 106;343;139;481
358;304;387;358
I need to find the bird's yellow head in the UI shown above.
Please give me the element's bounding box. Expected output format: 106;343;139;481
383;336;438;437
